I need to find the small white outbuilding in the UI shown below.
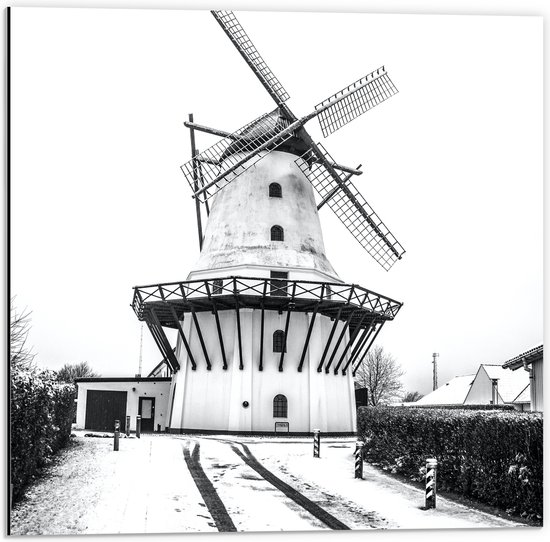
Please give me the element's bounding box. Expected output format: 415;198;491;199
75;377;171;433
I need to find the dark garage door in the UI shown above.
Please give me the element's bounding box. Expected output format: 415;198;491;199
85;390;127;432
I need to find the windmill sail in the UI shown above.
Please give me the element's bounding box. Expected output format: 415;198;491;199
212;10;290;106
315;66;398;138
181;110;295;202
296;145;405;271
197;10;405;270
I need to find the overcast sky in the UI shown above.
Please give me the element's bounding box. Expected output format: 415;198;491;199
10;7;542;395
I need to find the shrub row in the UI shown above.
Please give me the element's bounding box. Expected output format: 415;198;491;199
10;366;76;502
408;404;515;411
357;406;543;520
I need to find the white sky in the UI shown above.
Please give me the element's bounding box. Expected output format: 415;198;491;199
10;7;542;395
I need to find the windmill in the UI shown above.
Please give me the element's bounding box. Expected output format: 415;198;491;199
131;10;404;435
182;10;405;272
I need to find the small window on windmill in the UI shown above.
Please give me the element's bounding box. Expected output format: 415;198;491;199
270;271;288;297
273;330;286;353
212;279;223;295
271;225;284;242
325;285;332;300
269;183;282;198
273;394;288;418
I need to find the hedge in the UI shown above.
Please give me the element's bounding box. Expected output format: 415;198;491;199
10;366;76;502
357;406;543;520
408;404;515;411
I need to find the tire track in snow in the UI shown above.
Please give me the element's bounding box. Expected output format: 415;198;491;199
182;441;237;532
229;442;350;530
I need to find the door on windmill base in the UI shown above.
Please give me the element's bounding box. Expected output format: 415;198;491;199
138;397;155;432
85;390;127;432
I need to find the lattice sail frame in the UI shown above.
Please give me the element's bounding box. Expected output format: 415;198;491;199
212;10;290;105
180;110;294;203
296;145;405;271
181;10;406;271
315;66;398;138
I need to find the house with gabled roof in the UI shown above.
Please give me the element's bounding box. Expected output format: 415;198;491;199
400;346;541;412
464;364;530;410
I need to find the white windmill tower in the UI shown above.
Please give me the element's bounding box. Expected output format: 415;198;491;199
132;11;404;434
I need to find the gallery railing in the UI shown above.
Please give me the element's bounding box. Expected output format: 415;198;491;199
131;276;403;376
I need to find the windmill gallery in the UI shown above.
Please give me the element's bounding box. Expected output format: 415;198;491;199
75;10;405;435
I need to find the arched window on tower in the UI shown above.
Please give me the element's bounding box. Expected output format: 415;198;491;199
273;330;286;353
271;225;284;242
269;182;282;198
273;394;288;418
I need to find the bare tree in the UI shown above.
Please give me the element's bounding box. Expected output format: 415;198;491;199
402;390;424;403
354;345;404;406
56;362;99;383
10;299;36;369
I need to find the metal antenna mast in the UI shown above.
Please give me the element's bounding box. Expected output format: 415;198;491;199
432;352;439;391
137;322;144;377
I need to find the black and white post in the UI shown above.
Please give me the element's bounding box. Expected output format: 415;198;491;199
126;416;130;437
425;458;437;509
313;429;320;458
136;415;141;439
114;419;120;452
355;441;364;479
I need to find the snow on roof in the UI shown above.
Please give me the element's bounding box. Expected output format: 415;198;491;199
415;374;475;406
481;364;530;403
513;384;530;404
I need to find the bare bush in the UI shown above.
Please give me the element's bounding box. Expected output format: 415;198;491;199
354;345;404;405
10;299;35;369
56;362;99;383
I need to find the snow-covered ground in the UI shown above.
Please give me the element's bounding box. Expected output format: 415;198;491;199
191;437;331;531
10;432;526;535
241;437;522;530
11;433;217;535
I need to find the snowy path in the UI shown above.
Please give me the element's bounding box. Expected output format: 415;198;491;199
183;437;340;531
81;436;217;534
244;437;524;530
11;432;526;535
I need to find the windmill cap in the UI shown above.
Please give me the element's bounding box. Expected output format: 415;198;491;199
221;109;309;161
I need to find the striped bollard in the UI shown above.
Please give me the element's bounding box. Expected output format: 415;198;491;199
113;419;120;451
313;429;320;458
354;441;364;479
125;416;130;437
136;415;141;439
425;458;437;509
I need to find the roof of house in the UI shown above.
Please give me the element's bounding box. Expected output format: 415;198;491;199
502;345;543;371
415;374;475;406
513;384;531;404
480;364;530;403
